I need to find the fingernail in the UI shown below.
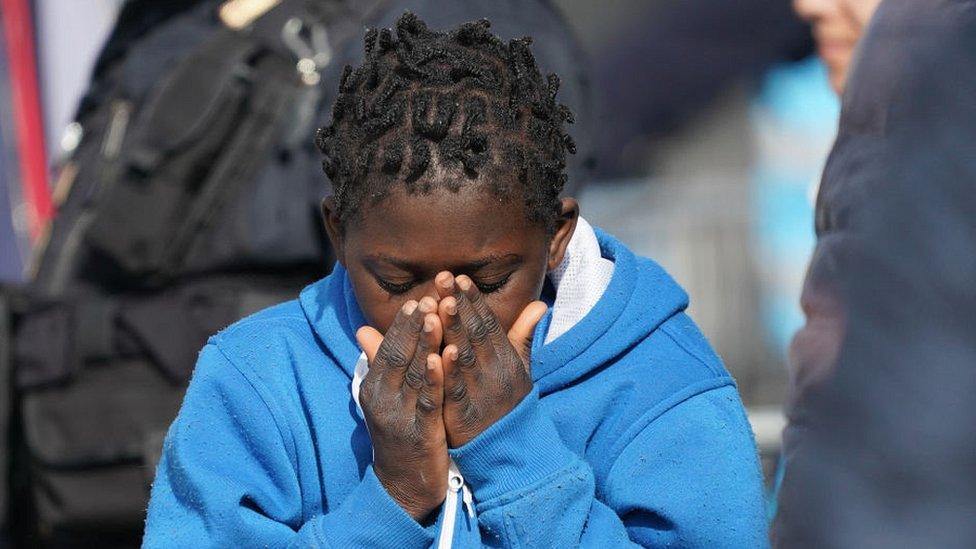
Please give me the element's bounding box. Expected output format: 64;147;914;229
445;299;457;316
438;274;453;289
427;355;437;369
403;301;418;315
419;298;435;314
447;346;458;361
456;277;471;291
423;316;435;333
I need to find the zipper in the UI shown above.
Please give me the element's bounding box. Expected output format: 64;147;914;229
438;464;475;549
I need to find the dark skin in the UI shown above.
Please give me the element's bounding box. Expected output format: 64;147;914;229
322;182;578;520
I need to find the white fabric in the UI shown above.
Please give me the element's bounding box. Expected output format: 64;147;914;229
544;217;615;343
349;216;613;547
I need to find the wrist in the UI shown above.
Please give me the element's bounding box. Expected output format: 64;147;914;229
374;464;444;521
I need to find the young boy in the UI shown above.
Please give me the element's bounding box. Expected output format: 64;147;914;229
144;13;767;547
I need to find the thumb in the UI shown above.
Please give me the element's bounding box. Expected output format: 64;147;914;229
508;301;548;366
356;326;384;364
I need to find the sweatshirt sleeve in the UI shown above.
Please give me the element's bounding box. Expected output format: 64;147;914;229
143;343;434;549
448;384;768;548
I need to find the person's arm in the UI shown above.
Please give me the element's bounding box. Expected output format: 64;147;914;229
450;382;769;548
143;343;436;548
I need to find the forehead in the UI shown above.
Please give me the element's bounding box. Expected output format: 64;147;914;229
344;183;544;265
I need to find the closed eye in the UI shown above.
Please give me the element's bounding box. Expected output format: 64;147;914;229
375;277;416;295
475;272;513;294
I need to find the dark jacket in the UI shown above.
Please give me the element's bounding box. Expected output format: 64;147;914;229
775;0;976;546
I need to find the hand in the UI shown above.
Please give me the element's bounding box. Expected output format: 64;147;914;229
434;272;548;448
356;297;449;521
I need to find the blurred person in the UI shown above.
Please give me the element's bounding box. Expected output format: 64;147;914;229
763;0;883;524
778;0;883;460
774;0;976;546
770;0;883;466
143;12;768;548
793;0;884;94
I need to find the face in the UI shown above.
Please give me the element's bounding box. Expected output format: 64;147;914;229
794;0;884;93
323;183;578;336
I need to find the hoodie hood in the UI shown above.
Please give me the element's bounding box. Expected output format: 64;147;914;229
300;221;688;395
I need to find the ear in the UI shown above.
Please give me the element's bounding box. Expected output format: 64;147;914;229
321;196;346;267
546;197;579;272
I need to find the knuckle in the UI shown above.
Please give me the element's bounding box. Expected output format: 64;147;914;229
482;313;502;335
416;392;438;415
446;318;464;335
460;399;482;426
447;378;468;402
466;317;489;343
378;341;410;368
404;366;425;390
457;345;477;368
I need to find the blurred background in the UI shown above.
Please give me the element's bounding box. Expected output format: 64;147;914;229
0;0;829;544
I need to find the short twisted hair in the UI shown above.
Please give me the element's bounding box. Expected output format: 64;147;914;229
315;12;576;231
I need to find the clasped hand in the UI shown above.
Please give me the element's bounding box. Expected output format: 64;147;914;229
355;272;548;520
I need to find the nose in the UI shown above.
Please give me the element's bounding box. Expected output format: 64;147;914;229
794;0;836;22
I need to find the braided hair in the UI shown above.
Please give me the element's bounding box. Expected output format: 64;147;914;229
315;12;576;232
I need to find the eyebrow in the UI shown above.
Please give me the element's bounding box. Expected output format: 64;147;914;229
367;253;521;271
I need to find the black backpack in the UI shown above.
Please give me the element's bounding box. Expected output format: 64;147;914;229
5;1;387;545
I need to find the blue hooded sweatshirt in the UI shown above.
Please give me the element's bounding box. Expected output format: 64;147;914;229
143;229;767;548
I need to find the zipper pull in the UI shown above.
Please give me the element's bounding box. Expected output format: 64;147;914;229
448;461;475;518
449;472;475;518
461;485;475;518
449;471;463;493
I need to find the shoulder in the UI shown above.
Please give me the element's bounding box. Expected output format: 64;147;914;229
607;311;732;404
201;298;326;395
210;299;315;356
656;312;728;380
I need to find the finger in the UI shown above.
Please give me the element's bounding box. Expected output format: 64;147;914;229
403;299;440;395
416;352;444;419
422;296;443;348
454;275;507;364
508;301;548;369
439;294;475;366
372;301;422;387
356;326;384;364
457;274;512;354
441;344;469;405
434;271;455;300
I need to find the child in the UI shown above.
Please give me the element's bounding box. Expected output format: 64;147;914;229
144;13;767;548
